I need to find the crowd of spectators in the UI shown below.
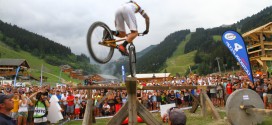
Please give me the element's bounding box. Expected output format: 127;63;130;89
0;69;271;124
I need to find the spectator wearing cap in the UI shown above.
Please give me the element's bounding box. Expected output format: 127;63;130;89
0;93;15;125
168;107;187;125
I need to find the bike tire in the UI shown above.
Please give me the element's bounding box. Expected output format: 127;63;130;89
129;44;137;77
87;21;114;64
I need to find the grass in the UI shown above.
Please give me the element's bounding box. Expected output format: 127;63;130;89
0;41;81;85
163;34;196;75
212;35;221;42
64;108;272;125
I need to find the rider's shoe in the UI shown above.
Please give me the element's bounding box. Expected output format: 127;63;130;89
117;44;129;56
103;29;111;40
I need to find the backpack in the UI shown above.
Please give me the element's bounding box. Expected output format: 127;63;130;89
33;101;48;118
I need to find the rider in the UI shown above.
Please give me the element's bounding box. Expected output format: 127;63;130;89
108;0;150;56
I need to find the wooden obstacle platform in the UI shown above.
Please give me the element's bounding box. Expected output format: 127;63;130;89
75;78;220;125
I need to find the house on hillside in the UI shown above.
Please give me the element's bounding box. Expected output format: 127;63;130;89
128;73;172;83
87;74;120;83
70;69;84;80
0;59;30;79
60;65;72;73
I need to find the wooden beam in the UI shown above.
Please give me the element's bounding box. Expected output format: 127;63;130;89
202;91;221;120
126;77;138;125
107;102;129;125
83;90;93;125
74;85;214;90
137;101;162;125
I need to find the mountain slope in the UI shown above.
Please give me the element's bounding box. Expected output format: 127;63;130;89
164;34;196;75
0;41;79;84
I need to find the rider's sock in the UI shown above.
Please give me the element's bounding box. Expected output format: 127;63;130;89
123;41;128;48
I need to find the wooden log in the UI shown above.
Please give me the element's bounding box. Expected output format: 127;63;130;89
126;77;138;125
83;90;93;125
202;91;221;120
240;105;272;116
189;93;200;113
136;101;162;125
107;102;129;125
200;90;206;117
74;85;215;90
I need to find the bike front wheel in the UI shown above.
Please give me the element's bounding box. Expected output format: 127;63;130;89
129;44;137;77
87;21;114;64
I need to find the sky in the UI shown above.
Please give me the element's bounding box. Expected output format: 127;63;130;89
0;0;271;58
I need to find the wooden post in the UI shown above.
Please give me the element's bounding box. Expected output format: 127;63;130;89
126;77;138;125
200;90;206;117
83;90;93;125
203;92;221;120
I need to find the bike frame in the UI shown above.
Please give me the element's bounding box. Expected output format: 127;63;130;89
99;33;144;48
99;38;126;48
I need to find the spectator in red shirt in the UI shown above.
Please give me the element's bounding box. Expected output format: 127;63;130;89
225;79;233;102
66;91;75;120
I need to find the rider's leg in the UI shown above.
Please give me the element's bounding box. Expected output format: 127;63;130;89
122;30;138;48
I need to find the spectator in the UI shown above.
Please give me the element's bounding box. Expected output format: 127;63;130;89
168;90;176;104
225;79;233;102
26;92;34;125
17;95;32;125
79;96;86;119
168;108;187;125
101;101;110;116
151;91;157;110
162;107;186;125
33;91;50;125
216;82;224;107
267;84;272;109
141;92;148;109
74;96;81;119
156;91;162;110
66;91;75;120
0;93;15;125
11;92;19;123
60;92;67;120
176;91;182;108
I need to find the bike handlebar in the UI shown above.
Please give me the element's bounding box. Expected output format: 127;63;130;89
138;33;145;36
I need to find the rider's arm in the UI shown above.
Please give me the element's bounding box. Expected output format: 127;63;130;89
139;8;149;34
143;13;150;33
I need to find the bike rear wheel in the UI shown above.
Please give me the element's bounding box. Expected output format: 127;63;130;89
87;21;114;64
129;44;136;77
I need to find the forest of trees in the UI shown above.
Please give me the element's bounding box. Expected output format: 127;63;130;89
0;20;100;74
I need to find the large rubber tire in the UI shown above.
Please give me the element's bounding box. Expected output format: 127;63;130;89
129;44;136;77
87;21;114;64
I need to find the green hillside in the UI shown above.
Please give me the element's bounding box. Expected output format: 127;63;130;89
164;34;196;75
0;41;80;85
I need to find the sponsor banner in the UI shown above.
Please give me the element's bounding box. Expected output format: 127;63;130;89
14;67;20;86
222;30;254;83
122;65;125;82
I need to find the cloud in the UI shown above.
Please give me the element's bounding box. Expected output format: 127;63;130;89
0;0;271;57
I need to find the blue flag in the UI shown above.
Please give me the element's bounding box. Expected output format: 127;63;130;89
222;30;254;83
14;66;20;86
121;65;126;82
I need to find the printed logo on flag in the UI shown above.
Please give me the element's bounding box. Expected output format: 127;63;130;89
224;33;236;40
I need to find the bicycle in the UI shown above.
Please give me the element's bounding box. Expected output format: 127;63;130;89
87;21;144;77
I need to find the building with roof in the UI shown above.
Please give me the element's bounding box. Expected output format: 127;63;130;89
0;59;30;78
242;22;272;72
128;73;172;82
